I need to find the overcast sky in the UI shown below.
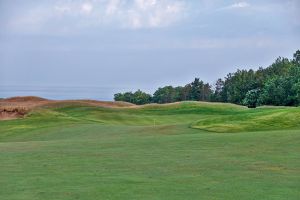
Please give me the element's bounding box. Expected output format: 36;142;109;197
0;0;299;97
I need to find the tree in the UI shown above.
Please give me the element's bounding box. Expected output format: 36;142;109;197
190;78;204;101
243;89;260;108
223;69;258;104
203;83;212;101
174;86;185;101
293;50;300;66
114;50;300;106
114;93;123;101
114;90;152;105
132;90;152;105
180;84;192;101
292;82;300;105
114;92;134;102
212;78;225;102
153;86;176;104
259;77;293;106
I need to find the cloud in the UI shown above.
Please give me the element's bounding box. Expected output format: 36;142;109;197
230;2;250;8
105;0;121;15
7;0;186;33
81;2;93;14
125;0;185;29
218;1;250;10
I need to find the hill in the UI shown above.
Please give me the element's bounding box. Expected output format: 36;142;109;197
0;97;299;199
0;96;134;120
1;96;300;133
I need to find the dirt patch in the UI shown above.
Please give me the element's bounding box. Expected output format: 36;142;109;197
0;107;28;120
0;97;50;113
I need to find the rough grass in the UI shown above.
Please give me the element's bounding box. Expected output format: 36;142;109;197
0;101;299;199
191;106;300;132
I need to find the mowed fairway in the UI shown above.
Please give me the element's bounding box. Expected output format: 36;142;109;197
0;101;299;200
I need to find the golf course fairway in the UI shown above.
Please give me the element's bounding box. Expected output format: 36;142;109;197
0;101;299;200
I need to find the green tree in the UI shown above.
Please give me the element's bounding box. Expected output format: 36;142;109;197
174;86;185;101
293;50;300;66
243;89;260;108
223;69;258;104
203;83;212;101
114;92;134;102
153;86;176;104
190;78;204;101
212;78;225;102
132;90;152;105
259;77;293;106
115;50;300;107
114;90;151;105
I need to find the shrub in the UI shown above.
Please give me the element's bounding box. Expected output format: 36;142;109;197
243;89;260;108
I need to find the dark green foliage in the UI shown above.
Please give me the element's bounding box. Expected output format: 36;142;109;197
259;77;291;106
114;90;152;105
132;90;152;105
243;89;260;108
213;50;300;106
189;78;212;101
190;78;203;100
211;78;225;102
114;50;300;106
115;79;213;105
222;69;258;104
152;86;177;103
151;82;213;104
174;86;186;101
261;57;293;78
114;92;134;103
259;65;300;106
256;55;300;106
179;84;192;101
293;50;300;66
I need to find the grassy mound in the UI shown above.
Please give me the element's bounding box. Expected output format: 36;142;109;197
191;106;300;132
2;96;48;102
2;100;300;133
37;101;300;132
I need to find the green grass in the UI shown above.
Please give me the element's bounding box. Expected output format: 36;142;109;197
192;106;300;132
0;101;299;200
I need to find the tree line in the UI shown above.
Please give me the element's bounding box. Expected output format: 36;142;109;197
114;50;300;108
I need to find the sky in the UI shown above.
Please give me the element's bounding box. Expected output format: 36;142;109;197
0;0;300;99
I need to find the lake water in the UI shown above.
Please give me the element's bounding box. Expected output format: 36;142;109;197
0;85;127;100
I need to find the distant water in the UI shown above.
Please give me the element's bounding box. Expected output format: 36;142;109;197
0;85;125;100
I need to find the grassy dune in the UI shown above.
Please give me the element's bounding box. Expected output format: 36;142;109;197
0;101;299;199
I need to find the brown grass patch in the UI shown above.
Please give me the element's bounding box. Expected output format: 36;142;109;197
0;106;29;120
0;96;135;120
